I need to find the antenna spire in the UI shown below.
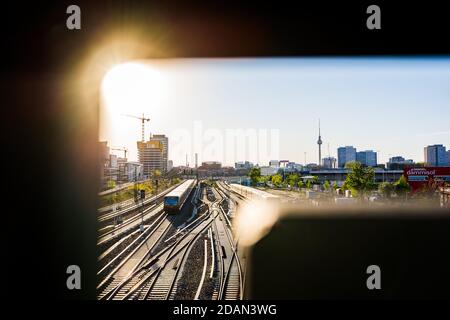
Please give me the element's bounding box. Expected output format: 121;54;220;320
317;118;323;166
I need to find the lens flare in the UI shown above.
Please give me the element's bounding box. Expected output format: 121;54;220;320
235;200;280;247
101;62;165;113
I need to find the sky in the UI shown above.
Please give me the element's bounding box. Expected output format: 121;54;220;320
99;57;450;167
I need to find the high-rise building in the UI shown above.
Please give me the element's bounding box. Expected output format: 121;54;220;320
424;144;447;166
322;156;337;169
337;146;356;167
356;150;377;167
447;150;450;166
137;140;164;177
150;134;169;173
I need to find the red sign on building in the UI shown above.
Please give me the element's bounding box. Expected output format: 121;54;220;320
404;167;450;192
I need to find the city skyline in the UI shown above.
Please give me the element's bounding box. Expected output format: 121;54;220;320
100;57;450;166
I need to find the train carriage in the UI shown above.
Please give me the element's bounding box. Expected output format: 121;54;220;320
164;179;196;213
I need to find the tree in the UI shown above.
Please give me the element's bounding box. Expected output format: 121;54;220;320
323;180;331;192
258;175;269;185
152;169;162;179
305;180;312;189
342;181;348;190
332;181;339;190
271;174;283;187
394;175;411;199
136;181;152;195
248;167;261;186
107;180;116;189
298;180;304;189
344;161;376;198
286;174;300;189
378;182;394;199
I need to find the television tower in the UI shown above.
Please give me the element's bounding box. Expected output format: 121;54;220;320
317;119;322;166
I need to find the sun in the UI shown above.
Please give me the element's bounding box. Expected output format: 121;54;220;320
99;62;167;158
101;62;165;114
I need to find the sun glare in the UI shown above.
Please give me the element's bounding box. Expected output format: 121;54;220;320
100;62;167;153
101;62;165;114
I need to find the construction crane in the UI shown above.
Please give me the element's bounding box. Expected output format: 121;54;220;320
111;147;128;159
123;113;150;142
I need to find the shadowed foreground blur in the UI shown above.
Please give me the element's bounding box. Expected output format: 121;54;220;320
246;207;450;299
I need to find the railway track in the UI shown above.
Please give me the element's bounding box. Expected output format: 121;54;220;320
214;221;243;300
145;238;193;300
98;182;182;222
98;226;149;270
211;215;225;300
97;203;165;246
221;250;243;300
216;181;247;203
97;211;173;299
213;183;245;300
192;184;245;300
97;181;245;301
105;210;215;300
